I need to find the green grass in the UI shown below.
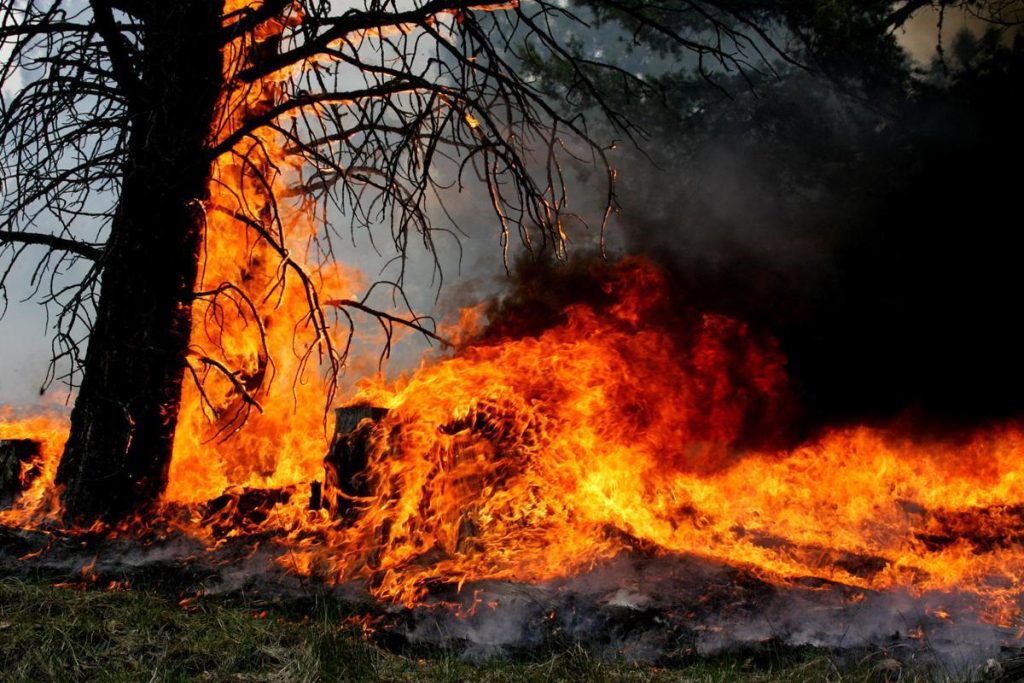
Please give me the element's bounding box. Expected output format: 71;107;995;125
0;578;976;682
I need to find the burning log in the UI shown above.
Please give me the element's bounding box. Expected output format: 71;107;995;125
201;486;294;538
322;404;388;519
0;439;41;509
915;505;1024;553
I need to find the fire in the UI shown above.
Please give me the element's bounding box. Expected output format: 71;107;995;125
0;409;67;526
317;258;791;599
169;0;357;505
2;0;1024;637
284;258;1024;622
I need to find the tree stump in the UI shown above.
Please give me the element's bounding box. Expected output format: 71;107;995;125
1;439;41;509
321;404;387;520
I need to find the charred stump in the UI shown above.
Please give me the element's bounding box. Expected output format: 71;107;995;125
322;404;388;520
56;2;226;521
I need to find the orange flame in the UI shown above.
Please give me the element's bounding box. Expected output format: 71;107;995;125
278;259;1024;623
0;409;67;526
169;0;358;505
2;1;1024;635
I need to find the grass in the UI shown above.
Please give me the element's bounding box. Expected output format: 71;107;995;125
0;578;982;682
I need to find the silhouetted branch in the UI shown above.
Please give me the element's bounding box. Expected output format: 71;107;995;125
0;230;103;260
327;298;449;347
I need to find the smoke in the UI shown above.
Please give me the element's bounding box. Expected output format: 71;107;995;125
471;20;1024;439
398;552;1017;673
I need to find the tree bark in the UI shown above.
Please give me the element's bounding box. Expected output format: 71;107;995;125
56;2;225;521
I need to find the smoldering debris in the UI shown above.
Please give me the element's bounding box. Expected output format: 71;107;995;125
399;552;1021;672
1;521;1021;676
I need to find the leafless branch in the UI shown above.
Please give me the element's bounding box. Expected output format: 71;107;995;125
0;229;103;260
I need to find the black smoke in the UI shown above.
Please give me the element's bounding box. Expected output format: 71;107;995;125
549;27;1024;438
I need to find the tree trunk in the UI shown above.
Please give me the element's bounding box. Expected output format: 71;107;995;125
56;2;225;521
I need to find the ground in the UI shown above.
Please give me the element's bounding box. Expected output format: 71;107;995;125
0;578;994;682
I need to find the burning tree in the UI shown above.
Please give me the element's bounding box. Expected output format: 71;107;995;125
0;0;805;521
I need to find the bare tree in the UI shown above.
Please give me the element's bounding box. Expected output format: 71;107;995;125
0;0;813;521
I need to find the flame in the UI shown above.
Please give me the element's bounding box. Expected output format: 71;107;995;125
280;259;1024;623
166;0;511;514
318;258;790;600
0;409;67;526
2;0;1024;636
168;0;358;505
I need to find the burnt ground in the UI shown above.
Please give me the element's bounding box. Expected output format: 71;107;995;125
2;524;1024;681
